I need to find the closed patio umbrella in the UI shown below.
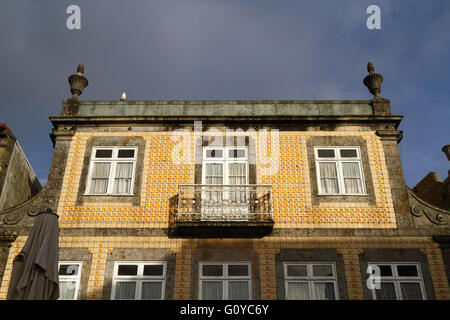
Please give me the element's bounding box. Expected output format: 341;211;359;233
6;208;60;300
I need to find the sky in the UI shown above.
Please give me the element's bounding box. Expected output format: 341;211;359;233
0;0;449;188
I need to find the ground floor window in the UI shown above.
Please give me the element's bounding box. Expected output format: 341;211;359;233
199;262;251;300
368;262;426;300
111;262;166;300
284;262;339;300
58;261;82;300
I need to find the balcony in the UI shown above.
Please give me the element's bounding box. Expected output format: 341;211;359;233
173;184;274;237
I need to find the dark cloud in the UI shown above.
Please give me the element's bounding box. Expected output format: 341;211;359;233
0;0;449;187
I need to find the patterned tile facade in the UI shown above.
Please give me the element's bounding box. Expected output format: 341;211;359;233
57;130;396;229
1;236;449;300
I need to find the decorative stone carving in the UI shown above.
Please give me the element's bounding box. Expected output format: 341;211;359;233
411;206;447;225
409;188;450;226
0;188;45;225
2;210;25;225
68;63;88;100
363;62;383;97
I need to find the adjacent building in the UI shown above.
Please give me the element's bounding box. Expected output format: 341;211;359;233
0;62;449;300
0;124;41;212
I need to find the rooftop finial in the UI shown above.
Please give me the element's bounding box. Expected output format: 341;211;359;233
363;61;383;98
367;62;375;73
442;144;450;161
68;62;88;100
77;62;84;75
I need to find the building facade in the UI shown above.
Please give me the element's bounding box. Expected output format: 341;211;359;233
0;63;449;300
0;124;41;212
412;145;450;211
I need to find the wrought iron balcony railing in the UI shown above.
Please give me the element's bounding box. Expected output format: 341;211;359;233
177;184;273;222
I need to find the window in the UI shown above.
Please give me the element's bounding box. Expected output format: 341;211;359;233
284;263;339;300
202;146;248;185
314;147;365;195
111;262;166;300
368;263;426;300
201;147;249;218
58;262;82;300
199;262;251;300
86;147;137;195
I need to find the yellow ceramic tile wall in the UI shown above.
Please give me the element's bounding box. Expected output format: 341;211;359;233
1;236;448;300
57;130;396;229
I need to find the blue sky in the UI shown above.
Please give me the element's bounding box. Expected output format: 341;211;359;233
0;0;449;187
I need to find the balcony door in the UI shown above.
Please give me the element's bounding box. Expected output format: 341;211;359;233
202;147;249;220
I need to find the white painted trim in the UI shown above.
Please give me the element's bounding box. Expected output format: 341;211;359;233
283;262;339;300
199;261;252;300
58;261;83;300
314;146;366;195
368;262;426;300
111;261;167;300
202;146;249;186
85;146;137;195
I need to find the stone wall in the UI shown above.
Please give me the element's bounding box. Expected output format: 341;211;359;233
0;133;41;211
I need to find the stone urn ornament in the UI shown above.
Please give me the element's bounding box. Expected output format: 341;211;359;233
363;62;383;97
68;63;88;100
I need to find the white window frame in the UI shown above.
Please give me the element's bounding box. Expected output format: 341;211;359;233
314;146;366;195
202;146;248;185
199;261;252;300
284;262;339;300
58;261;82;300
111;261;166;300
85;146;137;195
368;262;426;300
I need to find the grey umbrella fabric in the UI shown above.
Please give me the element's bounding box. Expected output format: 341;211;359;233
6;210;60;300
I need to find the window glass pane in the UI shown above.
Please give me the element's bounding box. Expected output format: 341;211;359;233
342;162;363;194
319;162;339;194
312;265;334;277
206;149;223;158
118;149;135;158
141;282;162;300
287;282;310;300
319;162;338;178
113;162;133;194
59;281;77;299
90;162;111;194
92;162;111;179
115;282;136;299
205;164;223;185
342;162;361;178
228;163;246;185
314;282;336;300
375;282;397;300
117;265;138;276
143;265;164;276
286;265;307;277
340;149;358;158
229;281;249;300
202;281;223;300
202;265;223;277
377;265;393;277
400;283;422;300
228;265;249;277
317;149;335;158
95;149;112;158
397;265;418;277
229;149;246;158
59;264;79;276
